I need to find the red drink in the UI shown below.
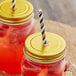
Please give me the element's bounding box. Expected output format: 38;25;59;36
0;0;35;74
21;32;69;76
22;56;67;76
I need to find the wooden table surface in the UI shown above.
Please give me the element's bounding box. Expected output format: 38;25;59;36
0;20;76;76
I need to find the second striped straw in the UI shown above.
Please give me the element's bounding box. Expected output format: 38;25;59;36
38;9;48;46
12;0;16;10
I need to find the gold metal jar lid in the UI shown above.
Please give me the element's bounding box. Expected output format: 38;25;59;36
24;32;66;63
0;0;33;24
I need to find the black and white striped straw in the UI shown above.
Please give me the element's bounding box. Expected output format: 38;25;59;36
12;0;16;10
38;9;48;46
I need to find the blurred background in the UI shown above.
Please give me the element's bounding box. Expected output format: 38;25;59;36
29;0;76;27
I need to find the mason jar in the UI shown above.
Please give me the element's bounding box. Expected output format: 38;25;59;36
21;32;69;76
0;0;35;74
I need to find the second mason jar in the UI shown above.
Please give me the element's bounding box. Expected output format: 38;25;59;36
0;0;35;74
21;32;69;76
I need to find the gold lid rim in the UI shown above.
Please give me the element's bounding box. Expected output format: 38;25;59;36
0;13;34;24
24;48;66;63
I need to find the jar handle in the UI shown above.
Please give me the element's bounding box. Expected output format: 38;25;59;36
65;63;76;76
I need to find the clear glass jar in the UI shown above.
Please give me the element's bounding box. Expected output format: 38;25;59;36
21;55;68;76
0;0;35;74
21;32;69;76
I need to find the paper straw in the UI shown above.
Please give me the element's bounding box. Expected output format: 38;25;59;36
38;9;48;46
